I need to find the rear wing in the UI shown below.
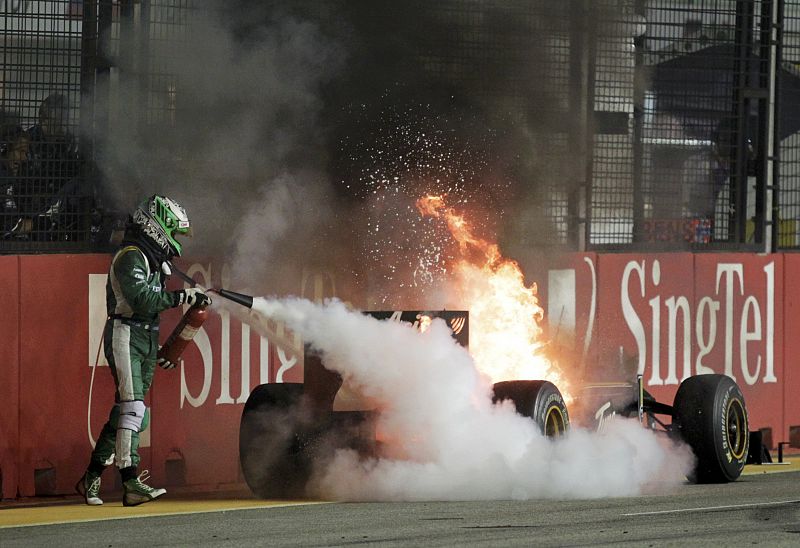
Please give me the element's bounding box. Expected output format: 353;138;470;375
366;310;469;348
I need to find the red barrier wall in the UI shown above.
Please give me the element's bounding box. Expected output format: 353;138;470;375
782;255;800;444
2;251;798;499
8;254;306;497
593;253;696;392
17;255;114;496
693;254;783;438
543;253;792;446
0;256;20;499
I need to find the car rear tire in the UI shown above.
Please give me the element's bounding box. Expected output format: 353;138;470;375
239;383;317;499
492;380;569;437
672;374;749;483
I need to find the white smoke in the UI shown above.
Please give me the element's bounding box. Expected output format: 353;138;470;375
96;2;346;280
246;296;693;501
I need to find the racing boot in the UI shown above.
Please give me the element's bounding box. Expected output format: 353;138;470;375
75;470;103;506
122;470;166;507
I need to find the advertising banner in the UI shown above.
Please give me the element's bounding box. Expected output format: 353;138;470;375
693;254;783;440
3;251;797;499
593;253;697;393
544;252;789;446
12;254;308;496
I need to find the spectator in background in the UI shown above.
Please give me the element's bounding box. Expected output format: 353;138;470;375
26;93;84;240
27;93;79;183
681;121;736;244
1;125;32;238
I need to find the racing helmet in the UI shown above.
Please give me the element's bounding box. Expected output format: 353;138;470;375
131;194;192;257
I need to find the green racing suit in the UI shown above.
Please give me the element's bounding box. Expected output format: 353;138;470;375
90;245;178;471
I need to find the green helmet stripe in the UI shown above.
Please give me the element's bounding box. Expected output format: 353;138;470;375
134;195;191;257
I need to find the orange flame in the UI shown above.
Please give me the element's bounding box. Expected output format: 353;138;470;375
416;195;569;398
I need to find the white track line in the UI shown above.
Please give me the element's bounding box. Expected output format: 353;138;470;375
623;499;800;517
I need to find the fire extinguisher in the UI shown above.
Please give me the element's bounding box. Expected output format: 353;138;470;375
157;303;209;365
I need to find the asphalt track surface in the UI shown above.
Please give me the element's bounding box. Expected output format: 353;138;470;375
1;464;799;547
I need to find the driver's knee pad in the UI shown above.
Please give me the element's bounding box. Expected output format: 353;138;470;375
118;400;146;432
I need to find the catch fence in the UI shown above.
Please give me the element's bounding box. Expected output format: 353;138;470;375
1;0;89;251
393;0;798;251
2;0;799;253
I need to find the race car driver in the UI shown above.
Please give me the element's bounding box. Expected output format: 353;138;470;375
76;194;210;506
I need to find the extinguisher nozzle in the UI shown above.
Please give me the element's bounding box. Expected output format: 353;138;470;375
217;288;255;309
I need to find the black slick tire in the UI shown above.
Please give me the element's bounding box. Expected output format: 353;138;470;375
239;383;316;499
492;380;569;437
672;374;749;483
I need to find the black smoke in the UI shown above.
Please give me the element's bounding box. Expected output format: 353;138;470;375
94;1;616;302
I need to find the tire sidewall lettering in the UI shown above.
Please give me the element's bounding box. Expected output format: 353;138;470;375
720;384;747;467
541;391;569;426
720;386;732;459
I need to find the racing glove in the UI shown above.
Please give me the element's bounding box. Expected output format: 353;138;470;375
174;287;211;307
157;356;177;370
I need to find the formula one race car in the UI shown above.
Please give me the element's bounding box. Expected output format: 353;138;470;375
239;311;752;499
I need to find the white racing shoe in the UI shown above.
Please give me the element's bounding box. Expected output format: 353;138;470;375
75;471;103;506
122;470;166;507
